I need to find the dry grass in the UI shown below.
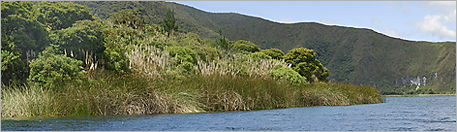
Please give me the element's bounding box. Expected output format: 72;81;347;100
1;72;382;118
126;44;171;79
1;85;56;117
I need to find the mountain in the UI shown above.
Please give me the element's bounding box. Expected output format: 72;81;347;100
75;1;455;94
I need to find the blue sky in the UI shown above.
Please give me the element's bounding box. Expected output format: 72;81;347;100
172;1;456;42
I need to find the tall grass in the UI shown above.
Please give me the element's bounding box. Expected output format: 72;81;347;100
157;74;382;112
1;84;56;117
1;72;382;118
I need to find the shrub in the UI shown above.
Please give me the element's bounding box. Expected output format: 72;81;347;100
28;47;86;89
284;47;329;82
167;46;198;65
249;52;272;60
269;65;307;84
229;40;261;53
261;48;284;60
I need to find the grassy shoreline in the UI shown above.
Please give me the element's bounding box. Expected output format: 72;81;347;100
1;74;383;118
382;94;456;97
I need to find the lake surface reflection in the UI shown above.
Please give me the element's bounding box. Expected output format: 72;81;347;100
2;96;456;131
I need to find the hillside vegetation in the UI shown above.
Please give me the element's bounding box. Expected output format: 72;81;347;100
75;1;456;94
2;1;381;118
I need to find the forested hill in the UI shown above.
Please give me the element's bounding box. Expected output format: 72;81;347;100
76;1;455;94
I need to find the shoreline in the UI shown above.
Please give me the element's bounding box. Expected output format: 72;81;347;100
381;94;456;97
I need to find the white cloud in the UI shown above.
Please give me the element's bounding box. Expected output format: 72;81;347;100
422;1;456;23
411;1;456;40
388;1;409;13
381;27;402;38
414;14;456;39
319;18;337;25
278;18;294;23
422;1;456;10
371;19;379;26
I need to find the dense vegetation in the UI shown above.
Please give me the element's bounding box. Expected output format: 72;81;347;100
2;1;382;118
74;1;455;94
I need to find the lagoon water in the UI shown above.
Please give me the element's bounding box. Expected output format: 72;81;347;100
2;96;456;131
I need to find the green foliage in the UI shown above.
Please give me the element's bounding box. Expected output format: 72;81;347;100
284;48;329;83
35;1;94;30
269;65;307;84
107;9;147;30
28;47;86;89
249;52;271;60
229;40;261;53
49;19;105;61
1;1;50;85
216;29;228;48
102;15;144;73
1;1;50;52
261;48;284;60
167;46;198;65
201;46;220;61
161;8;178;37
1;50;26;85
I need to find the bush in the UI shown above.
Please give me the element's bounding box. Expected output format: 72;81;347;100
249;52;271;60
284;47;329;82
269;65;307;84
261;48;284;60
229;40;261;53
167;46;198;65
28;47;86;89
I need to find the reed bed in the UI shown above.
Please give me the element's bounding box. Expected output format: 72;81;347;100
1;72;382;118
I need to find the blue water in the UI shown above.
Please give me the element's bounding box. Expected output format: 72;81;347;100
2;96;456;131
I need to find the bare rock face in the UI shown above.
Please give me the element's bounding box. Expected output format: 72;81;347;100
394;72;445;90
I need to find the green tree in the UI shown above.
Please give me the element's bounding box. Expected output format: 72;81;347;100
261;48;284;60
216;29;228;48
161;8;178;37
1;1;50;85
1;49;26;85
107;9;147;30
49;19;105;62
284;47;329;82
35;1;94;30
229;40;261;53
28;47;86;89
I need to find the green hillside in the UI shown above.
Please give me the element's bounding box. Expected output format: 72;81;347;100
76;1;455;94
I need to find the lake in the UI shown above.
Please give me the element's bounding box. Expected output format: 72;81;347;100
2;96;455;131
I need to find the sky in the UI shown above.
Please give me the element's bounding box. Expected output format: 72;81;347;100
172;1;456;42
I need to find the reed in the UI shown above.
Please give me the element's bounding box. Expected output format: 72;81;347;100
1;72;382;118
1;84;56;117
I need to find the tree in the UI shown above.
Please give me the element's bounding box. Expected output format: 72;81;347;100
1;1;50;85
49;19;105;63
216;29;228;48
107;9;147;30
261;48;284;60
35;1;94;30
284;47;329;82
28;47;86;89
1;49;26;85
161;8;178;37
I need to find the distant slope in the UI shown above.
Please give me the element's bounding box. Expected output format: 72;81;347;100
76;1;455;93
